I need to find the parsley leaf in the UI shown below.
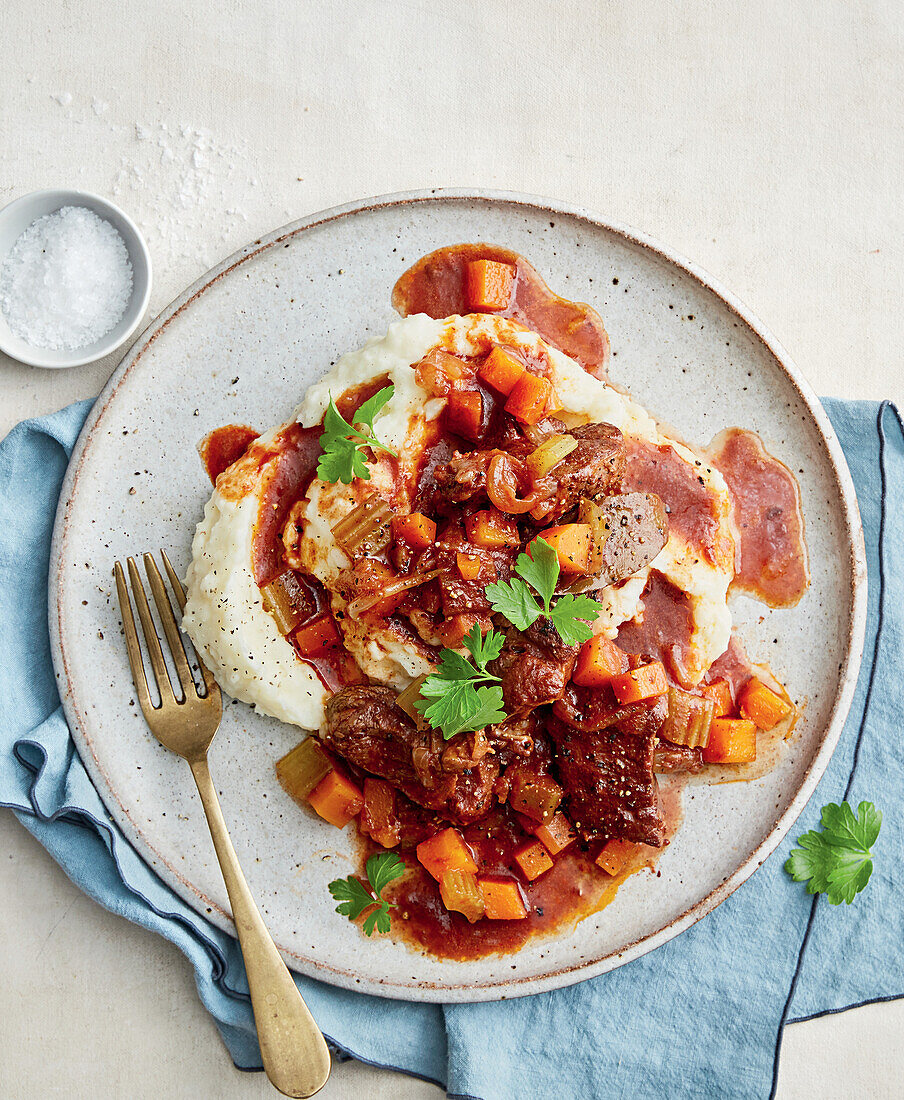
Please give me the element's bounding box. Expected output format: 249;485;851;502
316;385;397;484
415;625;507;739
785;800;881;905
328;851;407;936
485;537;598;644
548;592;599;645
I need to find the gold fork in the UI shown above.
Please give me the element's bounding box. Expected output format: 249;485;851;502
114;551;331;1098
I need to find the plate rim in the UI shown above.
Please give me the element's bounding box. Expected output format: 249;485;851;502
49;187;868;1002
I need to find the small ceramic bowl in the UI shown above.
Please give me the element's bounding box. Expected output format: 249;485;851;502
0;189;152;369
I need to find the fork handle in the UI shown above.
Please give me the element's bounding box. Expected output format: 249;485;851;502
189;756;331;1098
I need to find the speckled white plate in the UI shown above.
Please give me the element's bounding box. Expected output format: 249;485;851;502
49;190;867;1002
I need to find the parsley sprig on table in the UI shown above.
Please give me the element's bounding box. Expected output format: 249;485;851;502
316;384;398;485
414;624;507;740
785;800;881;905
328;852;406;935
485;536;599;646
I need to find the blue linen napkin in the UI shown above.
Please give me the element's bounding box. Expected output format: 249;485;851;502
1;397;900;1100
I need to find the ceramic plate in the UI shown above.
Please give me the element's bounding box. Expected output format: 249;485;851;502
49;190;867;1002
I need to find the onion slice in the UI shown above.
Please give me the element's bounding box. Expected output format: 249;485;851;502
346;568;441;619
486;453;544;515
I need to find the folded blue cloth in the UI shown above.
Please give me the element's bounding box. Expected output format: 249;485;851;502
1;398;900;1100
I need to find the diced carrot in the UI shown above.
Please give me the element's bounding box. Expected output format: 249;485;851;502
505;373;554;425
700;678;734;717
417;828;477;881
359;778;400;848
701;718;757;764
456;551;483;581
610;661;669;704
276;737;332;801
392;512;437;550
466;259;516;311
477;346;526;395
533;812;577;855
439;613;491;649
541;523;593;575
739;678;792;730
348;560;408;618
439;870;485;923
307;770;364;828
572;635;629;687
292;614;341;657
415;348;469;396
508;771;562;823
595;838;636;877
445;390;484;441
478;875;528;920
514;840;554;882
465;508;520;549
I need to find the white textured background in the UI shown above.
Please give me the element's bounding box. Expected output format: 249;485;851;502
2;2;903;1096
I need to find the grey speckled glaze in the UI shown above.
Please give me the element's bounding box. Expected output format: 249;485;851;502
49;190;867;1002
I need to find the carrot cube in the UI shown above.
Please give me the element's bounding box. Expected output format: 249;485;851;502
392;512;437;550
533;812;577;855
478;875;528;920
445;390;484;441
439;613;492;649
541;523;593;575
572;635;628;687
456;551;483;581
739;678;792;730
417;828;477;881
505;373;554;426
700;678;734;717
292;614;341;657
514;840;554;881
465;509;520;549
439;870;485;923
478;346;526;395
595;838;636;877
701;718;757;764
466;259;516;311
307;770;364;828
610;661;669;704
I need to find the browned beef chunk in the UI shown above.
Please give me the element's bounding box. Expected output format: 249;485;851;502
524;613;583;663
431;524;513;617
567;492;669;591
321;685;498;825
552;683;667;739
547;715;664;846
489;630;577;715
653;743;704;774
531;422;626;525
433;450;493;506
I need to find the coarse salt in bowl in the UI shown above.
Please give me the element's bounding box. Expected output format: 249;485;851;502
0;190;152;368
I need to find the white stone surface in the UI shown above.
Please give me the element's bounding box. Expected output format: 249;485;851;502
2;1;902;1096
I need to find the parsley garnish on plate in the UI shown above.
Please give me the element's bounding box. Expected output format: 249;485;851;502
785;800;881;905
485;536;599;646
415;624;507;740
316;384;398;484
328;851;407;935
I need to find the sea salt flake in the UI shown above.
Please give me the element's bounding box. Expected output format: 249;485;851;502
0;206;133;351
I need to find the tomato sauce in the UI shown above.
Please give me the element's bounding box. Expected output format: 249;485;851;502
199;424;260;483
392;243;610;379
710;428;809;607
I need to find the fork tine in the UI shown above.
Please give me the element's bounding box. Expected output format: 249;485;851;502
160;550;221;699
114;561;156;720
144;553;195;699
126;557;177;705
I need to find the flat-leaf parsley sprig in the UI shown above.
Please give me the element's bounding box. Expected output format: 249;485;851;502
415;624;506;740
328;851;407;935
785;800;881;905
485;536;599;646
317;384;398;485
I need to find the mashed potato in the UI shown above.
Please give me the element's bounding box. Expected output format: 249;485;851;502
184;312;735;733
